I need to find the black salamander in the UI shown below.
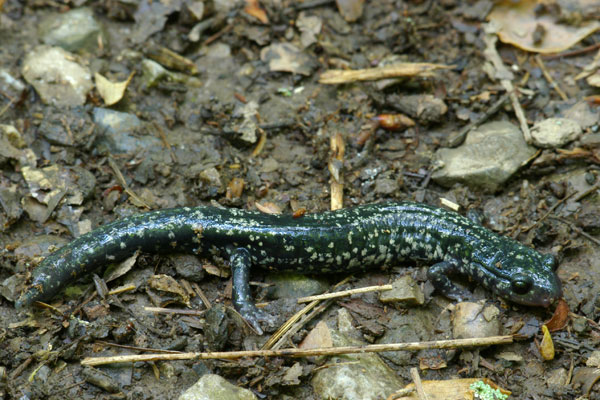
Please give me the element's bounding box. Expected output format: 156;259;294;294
16;202;562;333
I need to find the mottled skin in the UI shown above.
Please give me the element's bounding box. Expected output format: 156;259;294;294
16;202;562;333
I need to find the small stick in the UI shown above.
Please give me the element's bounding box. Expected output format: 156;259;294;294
95;341;182;354
574;181;600;202
108;284;136;296
269;298;334;350
446;91;510;147
297;284;392;303
535;55;568;101
144;306;206;316
319;63;452;84
108;157;151;209
543;42;600;60
522;190;577;232
81;335;513;366
262;276;353;350
410;367;429;400
549;216;600;246
192;282;212;309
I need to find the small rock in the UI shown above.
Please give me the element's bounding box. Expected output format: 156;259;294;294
0;124;35;166
586;350;600;367
388;94;448;124
374;177;400;196
379;275;425;306
0;275;23;302
564;101;599;129
170;254;205;282
93;107;162;154
297;12;322;48
39;7;106;52
547;368;569;387
266;272;329;299
581;133;600;148
530;118;582;149
82;367;120;393
432;121;536;192
451;302;500;339
336;0;364;22
260;43;316;76
311;309;403;399
178;374;257;400
21;45;93;107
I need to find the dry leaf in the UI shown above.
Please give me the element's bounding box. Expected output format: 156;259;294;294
539;324;555;361
244;0;269;24
95;72;135;106
545;298;569;332
148;274;190;305
488;0;600;54
226;177;245;200
373;114;415;131
255;201;282;214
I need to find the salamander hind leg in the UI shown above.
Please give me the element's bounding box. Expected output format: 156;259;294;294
229;247;274;335
427;260;469;302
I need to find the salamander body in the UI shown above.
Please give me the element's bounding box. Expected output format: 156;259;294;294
16;202;562;333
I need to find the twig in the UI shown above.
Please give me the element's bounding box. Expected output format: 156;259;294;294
192;282;212;309
202;24;233;46
95;341;183;354
319;63;452;84
446;91;510;147
152;121;178;163
483;27;532;144
574;181;600;202
144;306;206;316
411;367;429;400
535;55;568;101
522;191;577;232
297;284;392;303
269;298;335;350
262;276;352;350
549;216;600;246
108;156;152;209
543;42;600;60
81;335;513;366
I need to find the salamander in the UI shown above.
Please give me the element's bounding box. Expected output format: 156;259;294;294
16;202;562;334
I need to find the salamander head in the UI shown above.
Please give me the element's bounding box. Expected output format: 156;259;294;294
474;250;562;307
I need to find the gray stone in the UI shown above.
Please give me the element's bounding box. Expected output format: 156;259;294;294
432;121;536;192
92;107;162;154
178;374;257;400
452;302;500;339
311;309;403;400
266;272;329;299
379;275;424;306
22;45;93;107
530;117;582;149
39;7;105;52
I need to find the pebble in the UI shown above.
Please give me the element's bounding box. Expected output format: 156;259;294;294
21;45;93;107
178;374;257;400
432;121;536;192
530;118;582;149
39;7;105;52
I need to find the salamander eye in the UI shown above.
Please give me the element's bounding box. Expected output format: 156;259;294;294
511;274;533;295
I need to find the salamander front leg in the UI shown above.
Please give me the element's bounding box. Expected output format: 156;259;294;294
229;248;273;335
427;260;469;302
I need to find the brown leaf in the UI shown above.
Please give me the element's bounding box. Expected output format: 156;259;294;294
244;0;269;24
545;298;569;332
